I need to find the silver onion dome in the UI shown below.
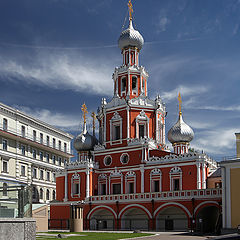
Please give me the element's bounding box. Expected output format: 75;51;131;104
168;113;194;144
118;20;144;50
73;125;98;152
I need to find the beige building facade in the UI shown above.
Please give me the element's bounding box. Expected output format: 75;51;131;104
0;102;73;210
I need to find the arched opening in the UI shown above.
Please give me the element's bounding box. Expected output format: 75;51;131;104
156;206;188;231
89;208;115;230
121;208;149;231
196;206;220;233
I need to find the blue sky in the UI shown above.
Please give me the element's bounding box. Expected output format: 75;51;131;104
1;0;240;160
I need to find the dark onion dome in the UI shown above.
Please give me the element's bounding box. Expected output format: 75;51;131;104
118;19;144;51
168;113;194;144
73;125;98;152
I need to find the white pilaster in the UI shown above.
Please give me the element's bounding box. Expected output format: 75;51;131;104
197;162;201;189
127;105;130;139
140;164;145;193
86;168;90;198
202;162;206;189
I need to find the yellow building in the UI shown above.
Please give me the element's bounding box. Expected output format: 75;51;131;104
221;133;240;229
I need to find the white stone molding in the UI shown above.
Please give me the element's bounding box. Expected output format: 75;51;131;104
196;162;201;189
125;171;136;193
110;112;122;144
127;105;130;139
120;153;130;165
118;204;152;219
98;174;108;195
169;166;182;191
140;164;145;193
109;167;123;194
103;155;112;166
86;168;90;198
71;172;80;198
87;205;117;219
202;162;206;189
150;168;162;192
135;110;149;139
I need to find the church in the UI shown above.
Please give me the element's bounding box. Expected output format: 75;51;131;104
50;1;222;233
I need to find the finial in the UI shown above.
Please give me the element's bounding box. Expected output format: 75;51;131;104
91;112;97;136
177;92;182;115
128;0;133;21
81;103;88;132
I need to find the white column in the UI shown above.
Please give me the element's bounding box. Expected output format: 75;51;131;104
103;109;106;144
140;165;145;193
201;162;206;189
127;106;130;139
86;168;90;198
127;70;130;96
64;171;68;202
155;112;158;143
197;162;201;189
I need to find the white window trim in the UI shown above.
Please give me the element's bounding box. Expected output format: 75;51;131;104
131;75;138;95
2;138;8;151
150;168;162;192
125;171;136;194
169;166;182;191
121;77;127;96
103;155;112;166
135;110;149;138
120;153;130;165
98;174;108;195
71;172;80;198
110;112;122;145
2;159;9;174
109;169;123;195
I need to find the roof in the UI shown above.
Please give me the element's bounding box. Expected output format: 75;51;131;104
209;168;221;178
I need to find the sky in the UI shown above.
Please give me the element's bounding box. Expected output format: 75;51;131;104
0;0;240;161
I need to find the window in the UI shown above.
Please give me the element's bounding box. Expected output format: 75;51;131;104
21;126;25;137
53;173;56;182
121;77;126;92
3;183;7;197
2;161;8;173
142;78;145;92
58;141;61;151
32;149;36;159
46;136;49;146
114;125;120;140
58;157;62;166
154;180;160;192
64;159;67;166
32;168;37;179
120;153;129;164
46;172;50;181
104;155;112;166
3;118;7;131
52;190;56;200
32;187;38;199
110;112;122;143
21;145;26;155
21;165;26;176
52;155;56;165
39;188;43;199
53;138;56;148
139;124;145;138
40;170;44;180
131;52;135;65
173;179;180;191
33;130;36;141
2;139;7;151
101;184;106;195
39;151;43;161
132;76;137;93
129;182;134;194
169;166;182;191
150;168;162;193
40;133;43;144
64;143;67;153
136;110;149;139
71;173;80;197
112;183;121;194
46;153;49;163
46;189;50;200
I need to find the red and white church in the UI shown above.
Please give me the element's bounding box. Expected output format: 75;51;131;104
50;1;222;233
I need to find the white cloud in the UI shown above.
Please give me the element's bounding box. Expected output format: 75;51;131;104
0;52;115;96
193;105;240;112
157;17;169;33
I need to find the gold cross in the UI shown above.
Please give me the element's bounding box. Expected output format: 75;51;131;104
81;103;88;124
91;112;97;130
128;0;133;20
177;92;182;114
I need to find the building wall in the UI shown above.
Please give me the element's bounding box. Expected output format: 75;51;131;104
230;168;240;228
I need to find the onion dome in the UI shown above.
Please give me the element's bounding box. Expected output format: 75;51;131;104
168;112;194;144
73;125;98;152
118;19;144;51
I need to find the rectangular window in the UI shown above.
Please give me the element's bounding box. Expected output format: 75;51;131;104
32;149;36;159
173;179;180;191
46;171;50;181
121;78;126;92
58;140;61;151
39;151;43;161
40;133;43;144
2;161;8;173
53;173;56;182
114;125;120;140
154;180;160;192
112;183;121;194
46;153;49;163
142;78;145;91
3;118;8;131
129;182;134;194
101;183;106;195
139;124;145;138
132;76;137;92
53;138;56;148
21;126;25;137
52;155;56;165
33;130;36;141
64;143;67;153
40;170;44;180
73;183;79;194
32;168;37;178
21;145;26;155
46;136;49;146
2;139;7;151
21;165;26;176
58;157;62;166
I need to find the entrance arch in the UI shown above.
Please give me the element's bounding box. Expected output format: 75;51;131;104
196;205;220;233
121;207;149;231
89;208;115;230
156;206;188;231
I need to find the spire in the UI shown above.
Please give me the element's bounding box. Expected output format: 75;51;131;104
177;92;182;116
128;0;133;21
81;103;88;133
91;112;97;137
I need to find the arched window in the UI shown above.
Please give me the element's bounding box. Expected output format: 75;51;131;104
169;166;182;191
110;112;122;143
71;172;80;198
121;77;127;93
131;52;135;65
32;186;38;200
150;169;162;192
136;110;149;139
3;183;7;196
132;76;137;94
39;188;43;199
46;189;50;200
52;190;56;200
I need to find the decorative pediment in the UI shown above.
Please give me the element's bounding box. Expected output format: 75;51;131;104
136;110;149;121
111;111;122;121
98;174;107;180
72;172;80;179
110;167;122;177
151;168;162;175
170;166;182;174
125;171;136;177
129;95;155;107
106;96;126;109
